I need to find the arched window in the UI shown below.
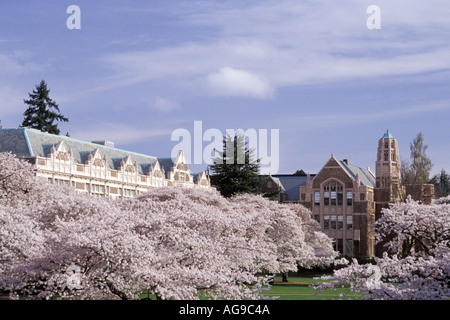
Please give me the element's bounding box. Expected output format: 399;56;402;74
322;181;344;206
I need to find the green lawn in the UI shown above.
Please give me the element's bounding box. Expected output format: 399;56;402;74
139;273;360;300
262;274;358;300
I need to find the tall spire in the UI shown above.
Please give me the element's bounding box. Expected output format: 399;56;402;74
382;130;394;139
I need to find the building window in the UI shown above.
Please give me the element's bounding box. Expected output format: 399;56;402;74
337;239;343;254
122;188;136;197
323;181;343;206
314;192;320;205
337;215;343;230
346;215;353;230
324;191;329;205
337;191;343;205
331;190;336;206
384;151;389;161
91;184;105;195
324;215;330;229
346;192;353;205
330;215;336;230
314;214;320;223
345;239;353;256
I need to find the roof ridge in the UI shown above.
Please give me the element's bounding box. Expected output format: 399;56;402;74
23;127;158;161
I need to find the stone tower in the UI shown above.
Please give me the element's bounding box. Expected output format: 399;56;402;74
375;130;402;201
374;130;403;257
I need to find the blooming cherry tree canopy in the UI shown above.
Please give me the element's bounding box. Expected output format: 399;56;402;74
0;152;336;300
315;196;450;300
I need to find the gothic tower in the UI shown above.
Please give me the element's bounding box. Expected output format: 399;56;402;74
374;130;403;257
375;130;402;201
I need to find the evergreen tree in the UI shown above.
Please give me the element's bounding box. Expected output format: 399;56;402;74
210;132;264;198
429;169;450;198
293;169;307;176
21;80;68;135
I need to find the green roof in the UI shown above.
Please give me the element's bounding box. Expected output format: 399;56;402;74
382;130;394;139
339;160;376;188
0;128;159;175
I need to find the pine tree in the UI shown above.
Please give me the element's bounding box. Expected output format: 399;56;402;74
210;132;264;198
293;169;307;176
429;169;450;198
21;80;68;135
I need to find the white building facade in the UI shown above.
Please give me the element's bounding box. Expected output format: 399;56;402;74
0;128;213;199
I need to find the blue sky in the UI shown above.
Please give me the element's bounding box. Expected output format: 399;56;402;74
1;0;449;176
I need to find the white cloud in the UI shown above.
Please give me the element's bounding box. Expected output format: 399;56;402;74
0;51;43;75
280;101;450;133
96;1;450;98
150;96;181;112
207;67;274;99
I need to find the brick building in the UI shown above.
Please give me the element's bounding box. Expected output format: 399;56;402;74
266;130;433;259
298;155;376;258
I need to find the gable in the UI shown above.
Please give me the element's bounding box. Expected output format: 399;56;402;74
312;157;355;189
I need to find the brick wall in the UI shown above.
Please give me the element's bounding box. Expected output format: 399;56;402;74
312;158;354;189
405;184;434;205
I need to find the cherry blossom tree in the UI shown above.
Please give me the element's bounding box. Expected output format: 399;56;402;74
229;194;337;281
2;185;268;300
0;152;337;300
376;196;449;258
314;196;450;300
0;152;39;207
434;195;450;205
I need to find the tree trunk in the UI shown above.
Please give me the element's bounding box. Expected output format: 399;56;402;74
106;280;129;300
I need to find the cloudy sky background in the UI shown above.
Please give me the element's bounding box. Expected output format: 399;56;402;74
1;0;449;175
